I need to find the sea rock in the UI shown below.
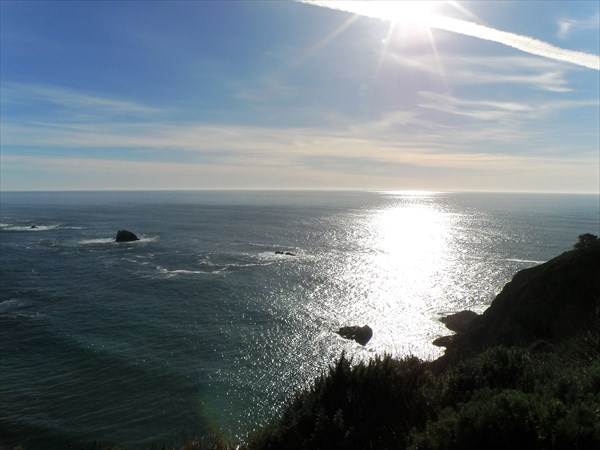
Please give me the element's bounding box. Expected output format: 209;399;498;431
433;310;479;349
440;310;479;333
275;251;296;256
115;229;139;242
432;335;455;347
30;225;38;229
337;325;373;346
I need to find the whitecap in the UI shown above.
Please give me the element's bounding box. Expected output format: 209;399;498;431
0;298;23;312
79;235;159;245
257;250;301;262
155;265;225;277
0;224;61;232
137;235;159;243
0;298;42;319
243;242;273;248
80;238;116;245
503;258;544;264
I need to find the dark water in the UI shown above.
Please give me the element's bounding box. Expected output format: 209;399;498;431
1;190;598;448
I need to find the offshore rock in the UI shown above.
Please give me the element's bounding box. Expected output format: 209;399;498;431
115;229;139;242
337;325;373;346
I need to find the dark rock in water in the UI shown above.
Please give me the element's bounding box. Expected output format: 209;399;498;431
30;225;38;229
440;310;479;333
337;325;373;345
285;252;295;256
275;251;296;256
115;230;139;242
432;335;455;347
434;310;479;349
275;251;284;255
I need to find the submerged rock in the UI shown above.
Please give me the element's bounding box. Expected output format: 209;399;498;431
337;325;373;346
115;229;139;242
275;251;296;256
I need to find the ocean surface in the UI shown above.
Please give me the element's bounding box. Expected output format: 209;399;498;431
1;190;598;448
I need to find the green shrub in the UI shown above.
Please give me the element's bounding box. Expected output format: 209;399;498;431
442;346;538;404
245;354;437;450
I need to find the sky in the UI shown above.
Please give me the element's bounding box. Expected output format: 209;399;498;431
1;0;599;193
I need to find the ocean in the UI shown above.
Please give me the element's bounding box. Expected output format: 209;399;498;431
1;190;598;449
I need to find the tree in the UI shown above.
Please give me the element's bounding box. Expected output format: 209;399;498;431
573;233;599;249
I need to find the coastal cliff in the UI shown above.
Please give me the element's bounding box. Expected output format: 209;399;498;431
437;244;600;365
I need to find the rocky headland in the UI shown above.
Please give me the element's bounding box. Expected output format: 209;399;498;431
434;241;600;367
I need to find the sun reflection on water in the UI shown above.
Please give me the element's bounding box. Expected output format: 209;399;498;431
334;194;456;359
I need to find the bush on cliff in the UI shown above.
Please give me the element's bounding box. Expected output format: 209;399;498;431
244;347;600;450
246;354;438;450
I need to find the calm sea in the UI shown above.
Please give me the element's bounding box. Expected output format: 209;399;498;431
1;190;598;448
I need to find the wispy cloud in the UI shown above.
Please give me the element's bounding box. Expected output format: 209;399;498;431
387;54;576;93
418;91;532;121
557;11;600;39
3;145;596;193
1;83;165;118
302;1;600;70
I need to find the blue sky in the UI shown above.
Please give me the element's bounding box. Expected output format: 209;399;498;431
1;0;598;192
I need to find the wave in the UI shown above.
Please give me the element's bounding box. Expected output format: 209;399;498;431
79;236;159;245
0;298;23;312
199;251;282;269
503;258;545;264
80;238;116;245
0;223;61;232
154;256;274;277
155;265;226;277
237;241;273;249
0;298;43;319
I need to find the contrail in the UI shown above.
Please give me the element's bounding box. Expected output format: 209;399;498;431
301;1;600;70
